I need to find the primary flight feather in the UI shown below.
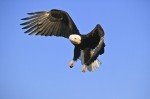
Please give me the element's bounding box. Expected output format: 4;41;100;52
21;9;105;72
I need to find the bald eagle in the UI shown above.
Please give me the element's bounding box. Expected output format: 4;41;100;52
21;9;105;72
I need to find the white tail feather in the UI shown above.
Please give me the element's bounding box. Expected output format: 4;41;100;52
87;59;100;72
79;50;101;72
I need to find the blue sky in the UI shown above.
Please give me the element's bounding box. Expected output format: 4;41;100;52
0;0;150;99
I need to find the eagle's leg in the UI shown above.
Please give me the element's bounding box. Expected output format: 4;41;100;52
69;47;80;68
68;60;75;68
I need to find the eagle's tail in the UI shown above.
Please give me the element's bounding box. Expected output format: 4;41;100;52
87;59;100;72
79;50;101;72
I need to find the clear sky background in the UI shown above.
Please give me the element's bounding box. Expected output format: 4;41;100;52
0;0;150;99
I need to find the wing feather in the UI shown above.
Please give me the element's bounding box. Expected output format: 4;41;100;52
21;9;80;38
85;24;105;65
27;11;46;15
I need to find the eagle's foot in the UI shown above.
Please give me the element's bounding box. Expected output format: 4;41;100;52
69;60;75;68
82;64;87;72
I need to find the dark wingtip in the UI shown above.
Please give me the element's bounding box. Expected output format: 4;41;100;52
20;23;26;25
24;30;29;33
21;18;25;20
22;27;26;29
51;9;60;11
96;24;103;30
27;12;35;15
28;11;46;15
21;17;29;20
24;32;28;33
96;24;101;27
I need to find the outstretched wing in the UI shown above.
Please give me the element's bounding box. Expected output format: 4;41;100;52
20;9;80;38
85;24;105;65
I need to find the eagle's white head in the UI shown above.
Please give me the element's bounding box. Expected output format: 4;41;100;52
69;34;81;45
